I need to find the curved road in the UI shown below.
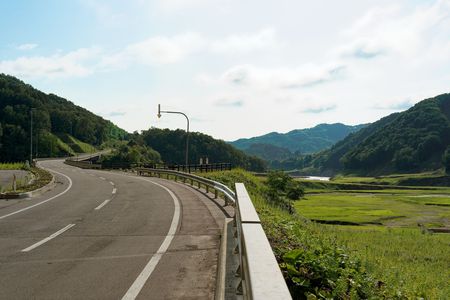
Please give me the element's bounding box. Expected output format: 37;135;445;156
0;160;228;299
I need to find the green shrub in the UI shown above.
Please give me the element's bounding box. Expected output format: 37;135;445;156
202;169;383;299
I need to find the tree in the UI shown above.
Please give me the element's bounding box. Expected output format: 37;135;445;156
265;171;304;213
443;146;450;174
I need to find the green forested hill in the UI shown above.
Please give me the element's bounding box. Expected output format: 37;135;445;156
244;143;292;161
0;74;128;162
231;123;367;156
309;93;450;175
141;128;267;171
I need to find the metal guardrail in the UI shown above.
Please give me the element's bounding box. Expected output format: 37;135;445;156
137;168;291;300
65;160;102;169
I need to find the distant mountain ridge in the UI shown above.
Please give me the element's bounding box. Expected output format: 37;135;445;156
230;123;367;160
306;93;450;175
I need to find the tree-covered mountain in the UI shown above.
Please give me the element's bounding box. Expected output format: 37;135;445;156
244;143;292;161
307;93;450;175
0;74;128;162
140;128;267;171
230;123;367;159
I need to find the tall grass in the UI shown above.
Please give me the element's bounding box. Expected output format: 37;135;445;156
202;169;449;299
0;162;27;170
317;226;450;299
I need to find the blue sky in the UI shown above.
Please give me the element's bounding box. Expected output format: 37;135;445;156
1;0;450;140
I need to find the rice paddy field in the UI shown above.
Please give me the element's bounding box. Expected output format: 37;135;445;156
296;176;450;299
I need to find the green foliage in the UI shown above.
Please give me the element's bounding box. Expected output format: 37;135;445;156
203;170;450;298
301;93;450;175
443;146;450;174
326;227;450;299
101;142;161;166
201;170;382;299
57;133;97;154
265;171;305;212
0;74;128;162
281;247;376;299
244;143;293;161
141;128;266;171
0;162;27;170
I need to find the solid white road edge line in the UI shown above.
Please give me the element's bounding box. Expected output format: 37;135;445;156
0;168;73;221
95;199;111;210
21;224;76;252
121;179;181;300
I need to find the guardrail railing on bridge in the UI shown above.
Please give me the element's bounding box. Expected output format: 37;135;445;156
136;168;292;300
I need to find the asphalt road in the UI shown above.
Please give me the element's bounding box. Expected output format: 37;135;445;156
0;159;229;299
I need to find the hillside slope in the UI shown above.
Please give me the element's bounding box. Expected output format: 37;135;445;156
141;128;267;171
310;93;450;175
0;74;128;162
231;123;367;156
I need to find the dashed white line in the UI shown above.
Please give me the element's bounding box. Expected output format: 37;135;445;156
109;181;115;186
0;169;73;220
121;180;181;300
94;199;111;210
99;177;106;180
21;224;76;252
112;188;117;194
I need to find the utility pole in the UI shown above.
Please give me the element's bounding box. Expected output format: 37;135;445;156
157;104;190;167
30;109;33;164
36;130;38;158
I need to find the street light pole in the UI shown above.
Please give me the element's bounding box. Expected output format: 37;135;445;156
157;104;190;167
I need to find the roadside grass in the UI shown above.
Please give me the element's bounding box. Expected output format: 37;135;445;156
66;135;97;153
57;133;97;154
0;162;28;170
317;226;450;299
55;136;76;156
203;170;386;298
201;169;450;298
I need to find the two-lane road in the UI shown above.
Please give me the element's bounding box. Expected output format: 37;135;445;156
0;160;227;299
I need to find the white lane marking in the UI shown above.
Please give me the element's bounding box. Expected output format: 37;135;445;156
109;181;115;186
121;180;181;300
89;174;95;177
21;224;76;252
0;169;73;221
95;199;111;210
112;188;117;194
99;177;106;180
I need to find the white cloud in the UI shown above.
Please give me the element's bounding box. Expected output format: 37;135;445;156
301;103;337;114
0;47;100;79
219;63;346;89
2;28;279;79
124;32;206;65
16;43;38;51
210;28;278;54
338;0;450;60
